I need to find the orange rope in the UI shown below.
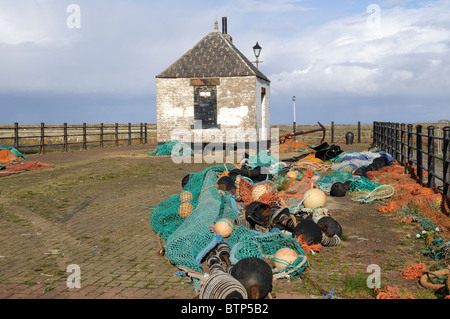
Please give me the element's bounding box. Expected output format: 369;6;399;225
375;285;414;299
401;263;426;280
295;235;322;253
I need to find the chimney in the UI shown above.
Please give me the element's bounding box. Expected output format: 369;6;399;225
222;17;227;34
221;17;232;42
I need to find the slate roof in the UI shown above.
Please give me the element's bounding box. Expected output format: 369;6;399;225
156;29;270;82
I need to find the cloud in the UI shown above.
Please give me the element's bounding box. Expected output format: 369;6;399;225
267;1;450;101
0;0;449;125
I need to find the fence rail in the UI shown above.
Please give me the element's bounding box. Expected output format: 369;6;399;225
0;122;157;154
373;121;450;196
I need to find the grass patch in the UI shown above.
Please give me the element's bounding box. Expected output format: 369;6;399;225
340;271;374;298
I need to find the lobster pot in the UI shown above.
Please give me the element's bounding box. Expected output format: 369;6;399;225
199;273;248;299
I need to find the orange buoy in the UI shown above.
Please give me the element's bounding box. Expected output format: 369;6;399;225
273;247;298;270
214;218;234;238
286;171;298;180
179;191;193;203
178;202;194;218
302;188;327;209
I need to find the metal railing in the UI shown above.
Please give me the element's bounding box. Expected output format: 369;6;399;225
0;122;156;154
373;121;450;196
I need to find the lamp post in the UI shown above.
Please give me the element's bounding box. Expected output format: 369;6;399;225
293;96;296;140
252;42;262;69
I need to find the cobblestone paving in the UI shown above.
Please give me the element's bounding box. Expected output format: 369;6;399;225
0;144;439;300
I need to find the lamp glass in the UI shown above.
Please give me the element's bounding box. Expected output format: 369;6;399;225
253;42;262;58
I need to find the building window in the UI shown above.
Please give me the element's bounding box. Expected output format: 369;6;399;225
193;86;218;129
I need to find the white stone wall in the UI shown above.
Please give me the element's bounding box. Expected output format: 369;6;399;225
156;76;270;144
156;78;194;142
256;77;271;141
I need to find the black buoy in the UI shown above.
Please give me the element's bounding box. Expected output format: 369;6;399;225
317;216;343;238
345;132;354;145
230;257;273;299
292;219;323;245
330;182;347;197
217;175;236;193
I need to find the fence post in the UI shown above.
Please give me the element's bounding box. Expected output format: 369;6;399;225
115;123;119;147
40;122;45;154
443;126;450;196
427;126;436;188
14;122;19;149
358;121;361;143
128;123;132;146
372;121;376;147
386;123;391;154
400;123;405;164
331;121;334;143
140;123;143;144
82;123;87;150
407;124;413;166
100;123;104;148
396;123;401;161
63;123;68;152
144;123;148;144
416;125;423;183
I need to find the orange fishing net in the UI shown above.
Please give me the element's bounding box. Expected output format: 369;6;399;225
279;140;313;153
296;153;323;163
295;235;322;253
0;149;24;165
375;285;414;299
401;263;427;280
277;177;314;209
235;177;278;207
0;161;54;177
368;162;450;236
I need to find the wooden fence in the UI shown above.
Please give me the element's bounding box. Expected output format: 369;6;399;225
0;123;157;154
0;122;373;155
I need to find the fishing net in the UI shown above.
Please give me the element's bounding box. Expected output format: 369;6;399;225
348;177;395;203
368;162;450;260
315;168;354;193
147;140;193;156
149;165;308;277
279;140;313;153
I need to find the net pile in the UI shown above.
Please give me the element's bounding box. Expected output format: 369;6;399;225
370;163;450;234
279;140;313;153
368;163;450;261
149;165;309;278
147;140;193;156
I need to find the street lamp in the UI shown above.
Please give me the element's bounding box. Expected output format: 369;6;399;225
252;42;262;69
293;96;296;139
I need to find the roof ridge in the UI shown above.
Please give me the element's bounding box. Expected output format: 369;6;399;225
156;30;270;82
217;32;269;82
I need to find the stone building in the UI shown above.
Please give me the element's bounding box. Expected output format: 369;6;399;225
155;18;271;150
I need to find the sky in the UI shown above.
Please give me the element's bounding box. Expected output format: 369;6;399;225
0;0;449;125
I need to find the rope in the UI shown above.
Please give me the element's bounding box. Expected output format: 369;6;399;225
351;184;395;203
198;185;218;201
401;263;426;280
195;234;224;267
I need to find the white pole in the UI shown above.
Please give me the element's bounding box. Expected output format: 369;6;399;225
293;96;296;140
293;96;296;123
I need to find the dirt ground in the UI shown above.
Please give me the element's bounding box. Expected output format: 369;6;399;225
0;143;447;299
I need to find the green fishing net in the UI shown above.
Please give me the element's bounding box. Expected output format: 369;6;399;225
147;140;193;156
149;165;308;276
